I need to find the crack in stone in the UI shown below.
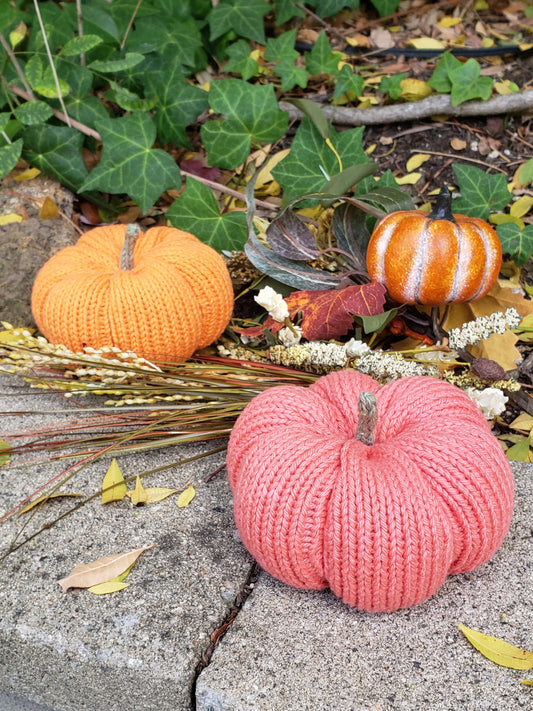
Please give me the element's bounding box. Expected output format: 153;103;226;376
191;561;260;709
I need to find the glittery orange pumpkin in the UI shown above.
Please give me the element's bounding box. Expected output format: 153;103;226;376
31;224;234;361
366;187;502;306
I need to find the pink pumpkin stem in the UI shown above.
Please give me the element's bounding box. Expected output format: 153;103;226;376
119;223;142;270
355;391;378;446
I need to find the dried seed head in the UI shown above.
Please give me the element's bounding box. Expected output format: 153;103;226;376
471;357;507;382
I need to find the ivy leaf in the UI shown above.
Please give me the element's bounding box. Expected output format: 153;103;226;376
208;0;269;44
452;164;510;220
272;118;370;204
308;0;361;16
88;52;146;74
146;59;208;147
201;79;289;169
305;31;342;76
274;59;309;91
273;0;306;24
427;51;462;93
166;177;247;251
224;39;259;80
0;139;23;178
105;82;158;113
13;100;54;126
379;72;408;100
333;64;365;101
59;34;103;57
449;59;493;106
22;125;88;193
80;113;181;214
265;28;299;63
496;223;533;266
369;0;401;17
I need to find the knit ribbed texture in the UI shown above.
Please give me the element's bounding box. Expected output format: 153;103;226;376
226;371;515;612
31;224;234;361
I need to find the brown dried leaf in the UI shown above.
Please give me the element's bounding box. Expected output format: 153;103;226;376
38;197;59;220
56;545;154;592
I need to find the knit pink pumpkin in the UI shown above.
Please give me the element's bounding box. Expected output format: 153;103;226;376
226;371;514;612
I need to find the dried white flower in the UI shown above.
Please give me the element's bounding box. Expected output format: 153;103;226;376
278;325;303;346
448;308;521;350
465;387;508;420
344;338;371;358
356;350;439;380
254;286;289;323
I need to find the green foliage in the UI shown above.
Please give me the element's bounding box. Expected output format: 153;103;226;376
496;223;533;266
166;178;248;251
208;0;270;44
428;53;493;105
224;40;260;80
379;73;408;100
305;31;342;75
452;165;510;220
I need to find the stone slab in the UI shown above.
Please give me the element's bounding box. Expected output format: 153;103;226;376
0;375;253;711
196;462;533;711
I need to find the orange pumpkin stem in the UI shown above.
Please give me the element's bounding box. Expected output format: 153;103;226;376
429;185;455;222
355;391;378;446
120;223;142;270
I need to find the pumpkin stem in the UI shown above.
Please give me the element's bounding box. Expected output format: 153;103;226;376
429;185;455;222
355;391;378;446
120;223;142;270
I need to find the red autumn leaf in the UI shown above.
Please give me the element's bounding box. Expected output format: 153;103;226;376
288;282;386;340
235;282;386;341
180;159;221;182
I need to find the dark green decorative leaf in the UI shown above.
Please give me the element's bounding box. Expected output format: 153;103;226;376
266;211;320;260
452;164;510;220
273;0;306;24
13;101;54;126
166;177;247;251
0;139;23;179
265;28;299;63
208;0;269;44
224;40;259;80
353;308;399;335
22;125;88;193
81;113;181;214
74;5;120;42
305;31;342;76
287;98;330;139
245;229;342;290
60;34;104;57
323;162;378;197
496;223;533;266
272;118;370;204
449;59;493;106
427;51;462;93
333;64;365;101
146;59;208;147
125;15;206;72
379;72;408;100
56;60;109;129
201;79;289;169
89;52;146;74
105;82;158;113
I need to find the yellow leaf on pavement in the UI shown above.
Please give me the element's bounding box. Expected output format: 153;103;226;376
38;197;59;220
177;484;196;508
88;581;130;595
128;475;148;506
459;624;533;670
0;213;23;226
406;154;430;172
101;458;127;503
57;544;154;592
144;487;179;503
19;492;84;515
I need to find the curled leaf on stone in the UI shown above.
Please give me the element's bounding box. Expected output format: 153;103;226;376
459;623;533;670
57;544;154;592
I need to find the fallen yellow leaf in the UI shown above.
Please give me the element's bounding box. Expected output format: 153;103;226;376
438;16;462;28
509;413;533;433
101;458;127;504
406;154;430;172
510;195;533;219
128;475;148;506
0;213;24;226
399;78;432;101
395;172;422;185
18;492;84;515
0;439;9;467
87;581;130;595
56;544;154;592
14;167;40;181
459;624;533;670
177;484;196;508
410;37;445;50
451;137;467;151
38;197;59;220
144;487;179;503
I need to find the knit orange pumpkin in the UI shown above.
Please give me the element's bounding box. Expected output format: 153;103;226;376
227;370;514;612
31;224;234;361
366;187;502;306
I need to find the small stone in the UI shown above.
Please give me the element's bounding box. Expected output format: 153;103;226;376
471;357;507;381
